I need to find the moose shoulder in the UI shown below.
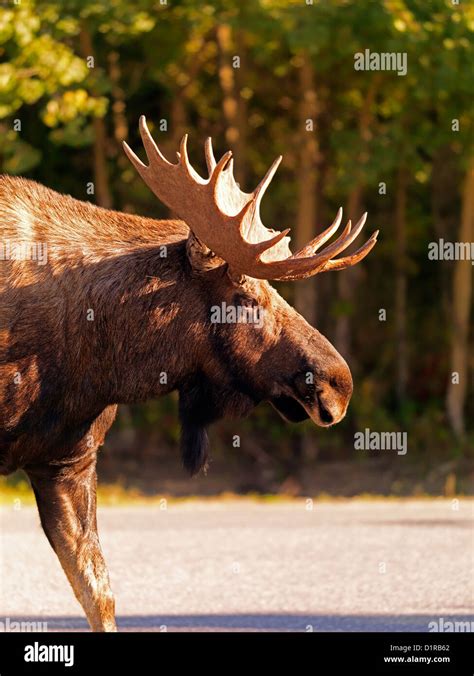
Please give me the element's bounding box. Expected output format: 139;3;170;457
0;119;378;631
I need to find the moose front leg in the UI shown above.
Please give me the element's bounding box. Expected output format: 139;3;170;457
27;457;116;632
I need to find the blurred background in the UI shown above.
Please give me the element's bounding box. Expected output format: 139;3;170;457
0;0;472;497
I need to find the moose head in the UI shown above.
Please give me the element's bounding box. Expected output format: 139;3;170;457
123;117;378;474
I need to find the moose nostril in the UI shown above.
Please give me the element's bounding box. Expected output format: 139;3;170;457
318;399;334;424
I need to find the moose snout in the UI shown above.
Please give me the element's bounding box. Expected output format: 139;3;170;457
317;362;354;426
309;362;353;427
315;385;349;426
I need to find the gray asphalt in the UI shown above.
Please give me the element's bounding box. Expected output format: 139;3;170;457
1;499;473;632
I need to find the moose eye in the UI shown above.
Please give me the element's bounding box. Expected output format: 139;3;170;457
233;293;258;309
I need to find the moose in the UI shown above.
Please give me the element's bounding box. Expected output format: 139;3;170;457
0;117;377;631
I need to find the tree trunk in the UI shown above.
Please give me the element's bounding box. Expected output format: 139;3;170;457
294;51;319;327
395;165;408;405
79;27;112;209
291;52;320;467
90;118;112;209
334;78;378;361
216;23;246;186
446;158;474;438
108;51;128;145
334;186;363;361
432;145;461;325
169;93;188;152
234;27;248;187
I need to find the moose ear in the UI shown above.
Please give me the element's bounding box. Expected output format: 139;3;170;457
185;233;226;275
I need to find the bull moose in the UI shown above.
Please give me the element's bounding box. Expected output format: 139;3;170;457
0;117;378;631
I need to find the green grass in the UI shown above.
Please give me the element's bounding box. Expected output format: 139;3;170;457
0;473;471;507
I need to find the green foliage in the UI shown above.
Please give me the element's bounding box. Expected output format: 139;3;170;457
0;0;472;473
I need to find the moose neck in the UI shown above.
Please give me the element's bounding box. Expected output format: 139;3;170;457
64;232;204;409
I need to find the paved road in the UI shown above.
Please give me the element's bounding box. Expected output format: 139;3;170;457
1;499;473;632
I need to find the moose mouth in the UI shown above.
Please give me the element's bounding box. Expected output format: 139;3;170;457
269;393;335;427
270;394;309;423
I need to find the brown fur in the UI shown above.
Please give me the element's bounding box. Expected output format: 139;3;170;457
0;175;354;630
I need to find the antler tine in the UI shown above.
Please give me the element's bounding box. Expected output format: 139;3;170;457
177;134;208;183
179;134;190;168
138;115;171;167
253;228;291;256
294;208;343;258
307;212;368;268
204;138;216;175
254;156;283;206
234;191;290;256
322;230;379;272
209;150;233;190
122;140;146;172
237;155;283;245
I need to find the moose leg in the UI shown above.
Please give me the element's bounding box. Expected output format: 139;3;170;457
27;457;116;632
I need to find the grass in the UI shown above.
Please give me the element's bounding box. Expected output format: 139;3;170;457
0;472;472;507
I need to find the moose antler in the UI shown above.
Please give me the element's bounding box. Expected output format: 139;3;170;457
123;116;378;280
